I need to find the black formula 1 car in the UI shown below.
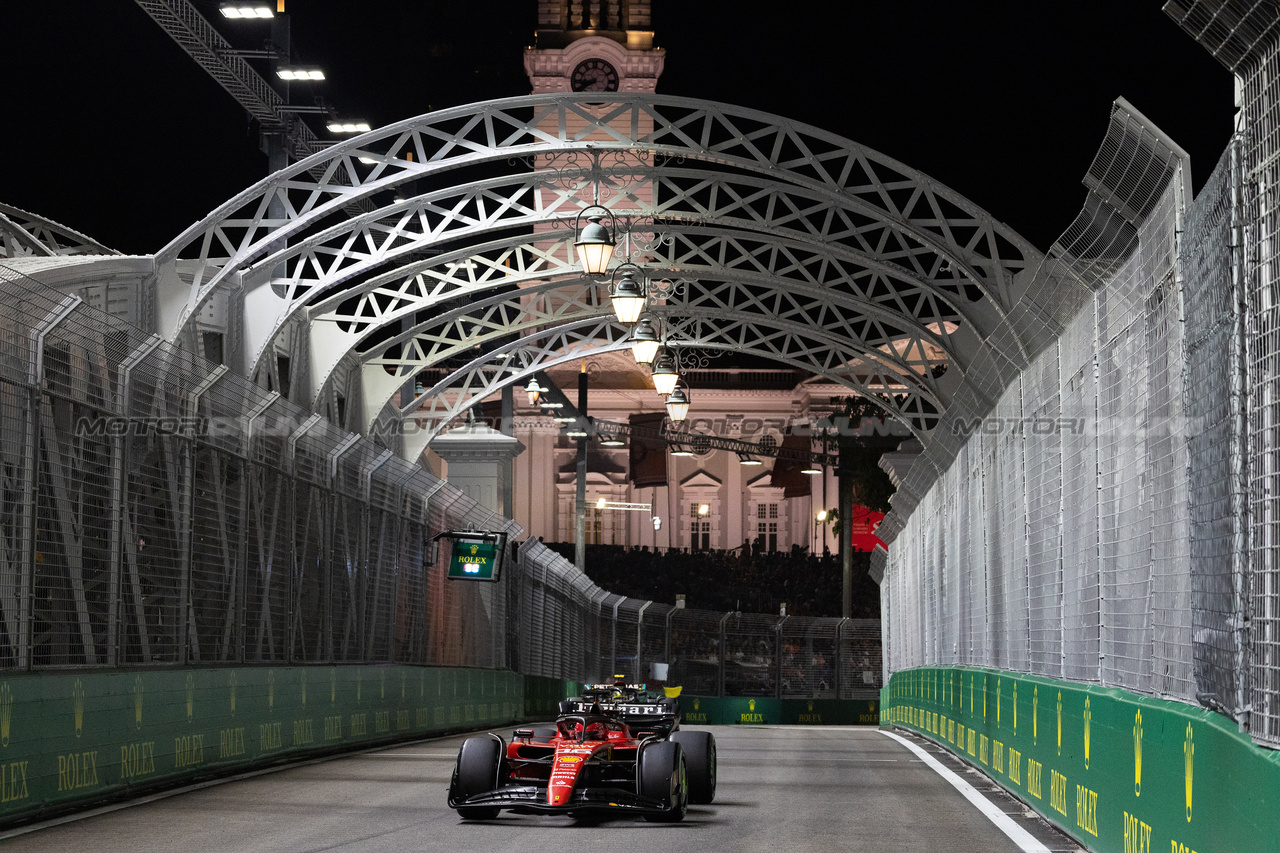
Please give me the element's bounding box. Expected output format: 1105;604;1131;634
558;681;682;739
447;704;716;821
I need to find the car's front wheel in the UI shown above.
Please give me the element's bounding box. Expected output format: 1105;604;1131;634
639;741;687;822
452;737;502;820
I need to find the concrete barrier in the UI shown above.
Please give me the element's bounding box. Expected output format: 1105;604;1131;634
882;666;1280;853
0;665;521;826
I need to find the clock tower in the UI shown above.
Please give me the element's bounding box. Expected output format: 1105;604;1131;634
524;1;665;94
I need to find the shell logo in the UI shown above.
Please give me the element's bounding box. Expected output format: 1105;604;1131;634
559;756;582;764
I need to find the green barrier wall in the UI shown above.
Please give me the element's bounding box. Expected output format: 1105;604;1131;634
679;696;879;725
881;667;1280;853
0;665;523;826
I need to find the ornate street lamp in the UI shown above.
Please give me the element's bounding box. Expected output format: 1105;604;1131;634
609;263;647;324
525;377;542;406
629;315;661;365
573;205;616;276
665;379;691;423
649;346;679;396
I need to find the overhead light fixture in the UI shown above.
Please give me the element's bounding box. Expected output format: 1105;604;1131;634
738;452;763;466
629;316;661;365
801;463;823;475
670;444;694;457
277;67;325;81
649;347;679;396
600;435;626;447
665;380;691;423
525;377;542;406
817;509;828;522
220;4;274;18
698;503;710;516
539;400;563;409
608;263;646;324
566;428;589;438
554;414;576;423
573;206;615;276
327;121;371;133
596;497;607;510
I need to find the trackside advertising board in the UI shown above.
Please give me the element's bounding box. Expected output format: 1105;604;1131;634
882;666;1280;853
445;533;505;581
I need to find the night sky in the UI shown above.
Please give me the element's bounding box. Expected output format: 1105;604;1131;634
3;2;1234;256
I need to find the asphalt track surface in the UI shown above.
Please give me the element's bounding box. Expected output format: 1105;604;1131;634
1;725;1082;853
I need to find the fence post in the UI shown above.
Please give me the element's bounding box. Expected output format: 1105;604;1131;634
20;294;80;670
718;612;730;698
636;600;651;681
183;364;229;664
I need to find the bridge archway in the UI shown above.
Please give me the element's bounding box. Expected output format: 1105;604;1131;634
152;93;1066;472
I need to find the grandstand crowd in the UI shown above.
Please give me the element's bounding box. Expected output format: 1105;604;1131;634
542;542;881;619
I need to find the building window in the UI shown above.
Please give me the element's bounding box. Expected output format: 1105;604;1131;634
755;503;779;552
689;502;711;551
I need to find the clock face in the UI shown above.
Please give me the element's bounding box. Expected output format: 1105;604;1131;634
571;58;619;93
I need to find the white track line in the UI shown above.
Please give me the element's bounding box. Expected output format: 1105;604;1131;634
880;730;1051;853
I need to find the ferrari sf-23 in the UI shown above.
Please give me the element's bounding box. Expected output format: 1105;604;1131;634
447;684;715;822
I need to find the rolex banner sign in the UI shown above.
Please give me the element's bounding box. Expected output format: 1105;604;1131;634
446;534;505;581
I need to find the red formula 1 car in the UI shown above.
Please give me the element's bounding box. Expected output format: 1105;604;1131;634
447;709;716;822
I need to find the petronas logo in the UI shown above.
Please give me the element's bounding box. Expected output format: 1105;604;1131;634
185;673;195;723
0;682;12;747
73;678;85;737
229;671;238;716
301;669;308;707
133;675;144;729
1083;697;1091;769
268;669;276;711
1184;723;1194;822
1134;709;1143;797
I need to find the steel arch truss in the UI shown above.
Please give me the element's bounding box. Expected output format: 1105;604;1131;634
0;202;117;258
155;93;1044;460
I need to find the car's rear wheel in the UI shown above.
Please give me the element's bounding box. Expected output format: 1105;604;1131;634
453;737;502;820
670;731;716;804
639;741;687;822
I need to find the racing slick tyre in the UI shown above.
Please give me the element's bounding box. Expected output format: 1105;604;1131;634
670;731;716;804
639;741;688;822
453;737;503;820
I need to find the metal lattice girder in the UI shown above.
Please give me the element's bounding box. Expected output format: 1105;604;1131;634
155;93;1037;344
0;202;117;258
